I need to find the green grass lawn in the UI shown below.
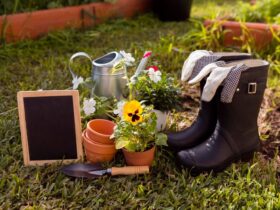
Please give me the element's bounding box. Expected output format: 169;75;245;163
0;0;280;209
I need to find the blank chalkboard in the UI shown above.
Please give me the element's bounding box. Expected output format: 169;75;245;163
17;90;83;166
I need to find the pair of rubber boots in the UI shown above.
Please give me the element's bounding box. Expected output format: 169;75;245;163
168;54;269;173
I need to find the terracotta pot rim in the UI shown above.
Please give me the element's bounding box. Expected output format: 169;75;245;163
87;119;116;138
85;129;115;145
122;145;155;153
204;19;280;31
82;130;116;149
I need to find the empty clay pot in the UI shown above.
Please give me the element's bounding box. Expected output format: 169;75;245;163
122;146;155;166
86;119;116;145
82;130;116;163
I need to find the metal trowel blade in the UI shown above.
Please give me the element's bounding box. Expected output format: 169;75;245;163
61;163;103;179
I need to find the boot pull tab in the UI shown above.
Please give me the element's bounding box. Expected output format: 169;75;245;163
248;82;257;94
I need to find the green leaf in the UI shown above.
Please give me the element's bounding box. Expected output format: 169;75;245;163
125;142;138;152
155;133;168;146
115;137;130;149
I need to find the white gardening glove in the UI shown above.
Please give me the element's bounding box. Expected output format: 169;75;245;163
188;62;218;84
181;50;211;82
189;62;235;102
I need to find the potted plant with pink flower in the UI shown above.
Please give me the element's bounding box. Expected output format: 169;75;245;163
130;65;181;131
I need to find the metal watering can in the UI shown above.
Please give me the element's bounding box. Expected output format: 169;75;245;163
69;51;128;99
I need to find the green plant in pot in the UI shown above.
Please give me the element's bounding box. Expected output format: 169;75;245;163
131;66;181;131
111;100;167;166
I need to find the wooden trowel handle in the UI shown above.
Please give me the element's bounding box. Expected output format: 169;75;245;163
111;166;149;176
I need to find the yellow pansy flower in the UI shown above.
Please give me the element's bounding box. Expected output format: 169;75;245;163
123;100;143;125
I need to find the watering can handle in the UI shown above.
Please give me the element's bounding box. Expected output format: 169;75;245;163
69;52;92;79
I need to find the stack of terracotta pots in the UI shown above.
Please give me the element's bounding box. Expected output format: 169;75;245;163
82;119;117;163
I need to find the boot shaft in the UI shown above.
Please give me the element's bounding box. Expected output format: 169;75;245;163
218;62;269;149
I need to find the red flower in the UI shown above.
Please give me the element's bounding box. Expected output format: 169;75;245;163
143;51;152;58
146;66;159;72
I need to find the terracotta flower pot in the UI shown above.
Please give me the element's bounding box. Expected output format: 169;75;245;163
122;146;155;166
86;119;115;145
82;130;116;163
0;0;151;43
204;20;280;50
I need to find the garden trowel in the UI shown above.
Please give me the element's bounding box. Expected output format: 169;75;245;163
61;163;149;179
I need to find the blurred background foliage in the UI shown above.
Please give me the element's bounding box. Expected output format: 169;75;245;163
0;0;279;25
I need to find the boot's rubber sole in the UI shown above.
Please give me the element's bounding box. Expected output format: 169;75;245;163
186;147;259;176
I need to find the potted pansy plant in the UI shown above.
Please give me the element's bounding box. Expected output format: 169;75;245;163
111;100;167;166
130;65;181;131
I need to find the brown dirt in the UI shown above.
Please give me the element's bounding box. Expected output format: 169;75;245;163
170;84;280;162
259;88;280;159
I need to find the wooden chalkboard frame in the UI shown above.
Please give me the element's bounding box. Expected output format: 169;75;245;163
17;90;83;166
